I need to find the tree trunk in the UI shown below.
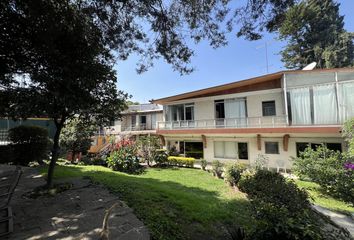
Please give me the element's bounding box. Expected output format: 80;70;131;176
47;120;64;188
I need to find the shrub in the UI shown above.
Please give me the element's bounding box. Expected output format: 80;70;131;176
80;155;107;166
240;170;329;240
154;149;168;166
167;156;195;167
200;159;207;171
211;160;223;178
253;154;269;170
8;125;50;166
293;145;354;205
224;162;247;186
106;139;141;173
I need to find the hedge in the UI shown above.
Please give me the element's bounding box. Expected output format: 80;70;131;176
167;156;195;168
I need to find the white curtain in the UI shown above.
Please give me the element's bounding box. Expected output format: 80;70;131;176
339;82;354;123
290;87;311;125
225;99;246;118
214;141;224;158
224;142;237;158
313;84;338;124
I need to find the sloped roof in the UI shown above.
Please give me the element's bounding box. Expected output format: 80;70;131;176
151;68;354;104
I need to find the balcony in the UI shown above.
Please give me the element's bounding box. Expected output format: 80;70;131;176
157;116;288;130
121;124;157;132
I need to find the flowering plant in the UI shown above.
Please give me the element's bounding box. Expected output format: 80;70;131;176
344;162;354;170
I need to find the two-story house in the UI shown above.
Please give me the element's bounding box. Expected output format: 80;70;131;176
89;103;163;154
152;68;354;169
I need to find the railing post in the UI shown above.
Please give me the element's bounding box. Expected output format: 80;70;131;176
259;118;261;128
272;117;275;127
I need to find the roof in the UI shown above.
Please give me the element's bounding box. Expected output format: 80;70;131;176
122;103;163;114
151;68;354;104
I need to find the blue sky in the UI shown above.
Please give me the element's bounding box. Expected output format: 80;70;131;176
115;0;354;103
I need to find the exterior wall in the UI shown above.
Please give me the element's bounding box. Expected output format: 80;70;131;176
246;92;284;118
165;134;344;169
194;100;214;120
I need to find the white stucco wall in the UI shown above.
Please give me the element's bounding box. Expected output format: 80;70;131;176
246;92;284;118
194;100;214;120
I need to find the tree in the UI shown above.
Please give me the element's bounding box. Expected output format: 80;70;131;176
343;118;354;157
278;0;354;69
1;1;128;187
60;119;96;163
0;0;313;187
136;135;161;166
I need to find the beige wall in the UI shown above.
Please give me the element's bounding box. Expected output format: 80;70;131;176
194;100;214;120
246;92;284;118
167;134;343;169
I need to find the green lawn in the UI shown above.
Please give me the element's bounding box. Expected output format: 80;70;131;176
295;180;354;215
41;165;253;240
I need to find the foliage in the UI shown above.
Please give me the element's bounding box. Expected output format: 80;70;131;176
106;139;141;174
167;156;195;168
80;155;107;166
60;118;96;161
293;145;354;205
239;170;334;240
296;180;354;215
200;159;208;171
8;125;50;166
0;145;14;164
168;146;179;156
136;135;161;166
153;149;169;166
253;154;269;170
1;0;129;187
43;165;253;240
278;0;354;69
224;162;247;186
342;118;354;157
211;160;223;178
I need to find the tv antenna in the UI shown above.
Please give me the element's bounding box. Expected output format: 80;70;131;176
256;41;273;73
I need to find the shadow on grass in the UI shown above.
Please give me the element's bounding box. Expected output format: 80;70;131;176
43;165;253;240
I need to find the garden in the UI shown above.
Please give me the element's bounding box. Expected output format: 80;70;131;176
1;119;354;239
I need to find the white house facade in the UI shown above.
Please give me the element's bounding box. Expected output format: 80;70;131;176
152;68;354;169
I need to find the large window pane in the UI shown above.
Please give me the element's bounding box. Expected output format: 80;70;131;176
313;84;338;124
224;142;237;158
238;142;248;159
338;82;354;122
215;101;225;119
265;142;279;154
289;87;311;125
262;101;276;116
214;141;224;158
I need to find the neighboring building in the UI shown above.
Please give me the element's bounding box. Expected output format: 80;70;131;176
88;103;163;153
152;68;354;169
0;118;56;145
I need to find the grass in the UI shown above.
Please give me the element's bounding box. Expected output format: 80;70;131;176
295;179;354;215
40;165;253;240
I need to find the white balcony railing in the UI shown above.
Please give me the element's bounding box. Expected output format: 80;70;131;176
121;124;157;132
157;116;288;130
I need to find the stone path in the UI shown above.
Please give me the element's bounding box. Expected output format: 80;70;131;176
1;165;150;240
314;205;354;237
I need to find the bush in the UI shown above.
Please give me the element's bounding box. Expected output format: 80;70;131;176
211;160;223;178
8;125;50;166
224;162;247;186
200;159;207;170
154;149;168;166
0;145;14;164
80;155;107;166
167;156;195;167
293;145;354;205
240;170;329;240
106;139;141;174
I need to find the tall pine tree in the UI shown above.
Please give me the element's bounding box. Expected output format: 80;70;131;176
279;0;354;69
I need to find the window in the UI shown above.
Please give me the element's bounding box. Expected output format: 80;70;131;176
185;104;194;120
140;115;146;125
265;142;279;154
168;104;194;121
326;143;342;152
262;101;276;116
238;142;248;160
296;142;309;157
296;142;342;157
215;100;225;119
214;141;248;159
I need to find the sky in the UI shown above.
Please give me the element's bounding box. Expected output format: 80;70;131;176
115;0;354;103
